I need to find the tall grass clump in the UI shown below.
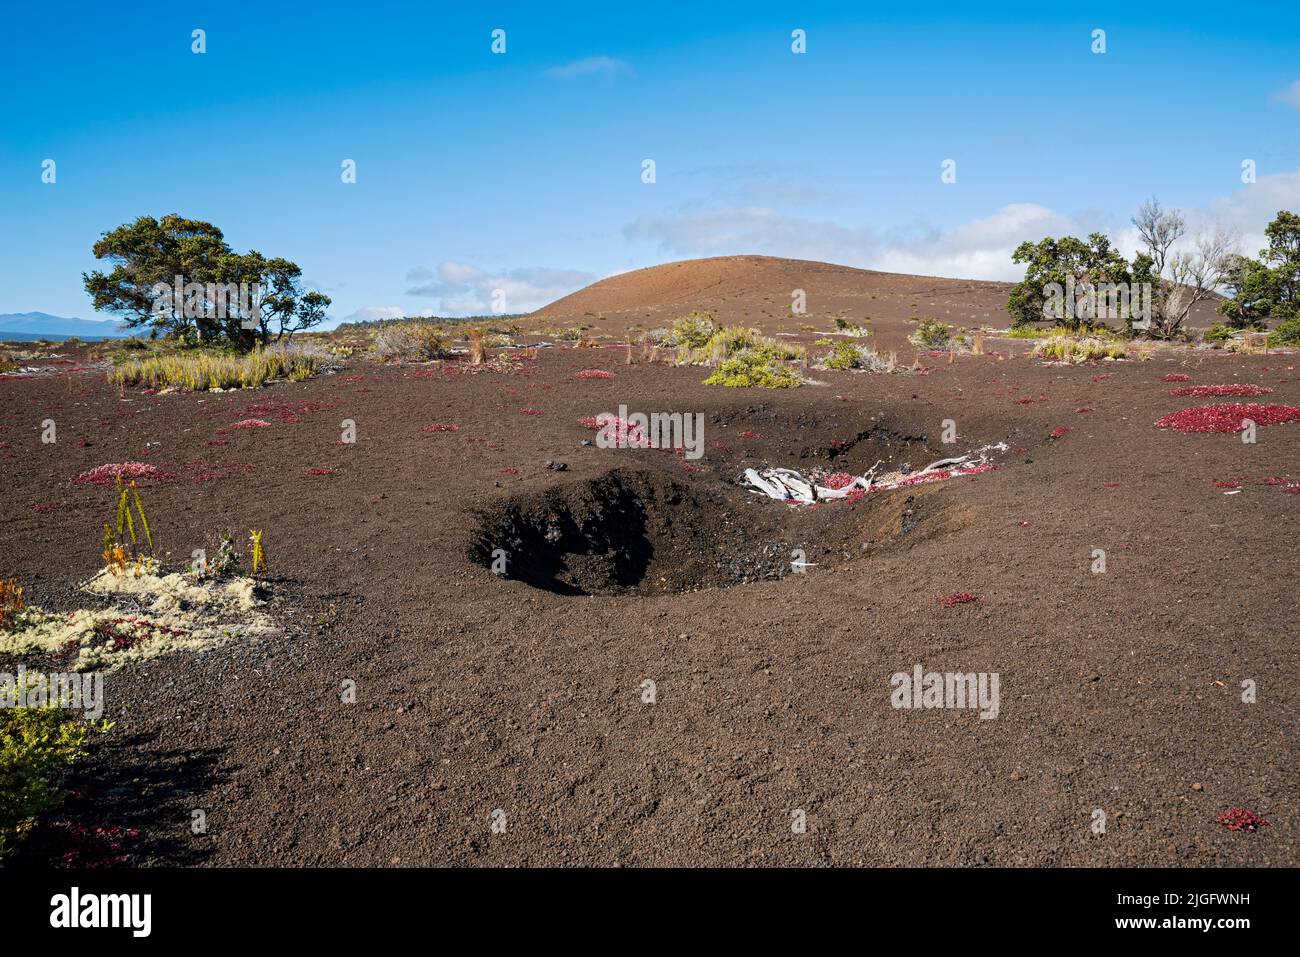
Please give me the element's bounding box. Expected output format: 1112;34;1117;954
110;343;327;391
1033;332;1127;364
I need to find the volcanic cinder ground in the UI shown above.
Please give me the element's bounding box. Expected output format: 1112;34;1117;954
1;256;1296;867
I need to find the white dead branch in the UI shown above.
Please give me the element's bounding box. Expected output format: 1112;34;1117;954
740;443;1008;504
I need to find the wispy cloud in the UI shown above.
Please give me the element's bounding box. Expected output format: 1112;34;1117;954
545;56;633;79
1268;80;1300;111
405;261;597;315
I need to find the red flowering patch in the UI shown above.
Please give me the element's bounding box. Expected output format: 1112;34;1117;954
499;467;519;475
1049;426;1070;439
938;592;984;608
575;369;616;379
1162;373;1191;382
72;462;162;487
1217;808;1269;832
1154;403;1300;434
307;467;338;476
1214;481;1240;489
52;821;140;868
92;616;187;650
207;439;230;446
32;502;60;514
424;424;459;432
821;472;858;490
739;431;761;440
578;414;654;448
1168;384;1273;397
233;418;271;429
236;398;336;425
1075;407;1095;413
519;408;543;416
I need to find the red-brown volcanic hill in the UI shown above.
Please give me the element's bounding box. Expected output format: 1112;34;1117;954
530;255;1015;343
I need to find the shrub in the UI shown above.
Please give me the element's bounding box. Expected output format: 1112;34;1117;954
832;317;871;337
1204;323;1238;344
555;327;585;341
703;348;803;388
1267;316;1300;347
109;346;325;390
1033;335;1127;364
818;340;895;372
373;323;451;362
1;708;100;859
908;318;962;350
668;311;718;349
0;350;15;373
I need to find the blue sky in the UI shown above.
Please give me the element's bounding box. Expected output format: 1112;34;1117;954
2;0;1298;326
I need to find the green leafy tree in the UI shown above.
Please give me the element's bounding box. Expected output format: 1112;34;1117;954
83;214;330;350
1007;234;1136;331
1216;254;1277;329
1260;210;1300;318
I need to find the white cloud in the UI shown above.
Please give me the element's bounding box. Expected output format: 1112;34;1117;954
624;173;1300;281
1268;80;1300;111
623;203;1087;281
406;261;597;315
545;56;633;79
343;305;407;323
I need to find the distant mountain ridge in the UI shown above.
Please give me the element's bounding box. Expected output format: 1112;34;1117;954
0;312;129;340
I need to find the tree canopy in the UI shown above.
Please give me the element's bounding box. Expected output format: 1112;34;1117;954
83;214;330;349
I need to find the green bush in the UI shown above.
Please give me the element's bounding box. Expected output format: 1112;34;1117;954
669;311;719;349
822;340;863;370
1204;323;1237;343
703;348;803;388
1;708;100;859
908;318;958;350
1267;316;1300;347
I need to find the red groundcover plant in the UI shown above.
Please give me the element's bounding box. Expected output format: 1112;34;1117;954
1162;373;1191;382
1168;384;1273;397
232;418;271;429
1154;403;1300;434
939;592;983;608
1217;808;1269;832
424;424;459;432
72;462;162;487
575;369;616;379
